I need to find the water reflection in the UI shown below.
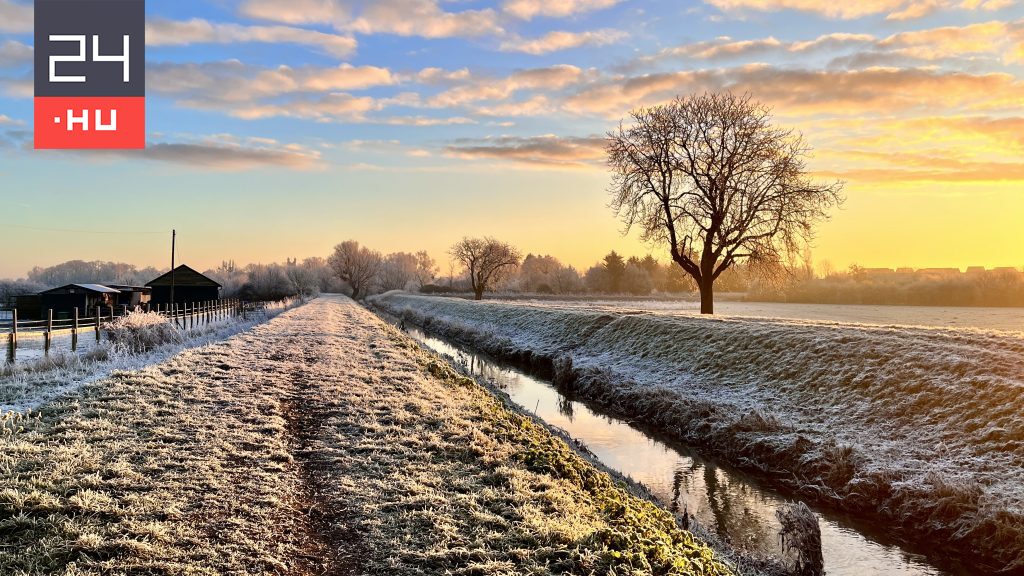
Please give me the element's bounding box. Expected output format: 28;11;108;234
405;326;960;576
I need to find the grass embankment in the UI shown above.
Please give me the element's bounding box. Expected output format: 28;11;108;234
369;292;1024;574
0;295;732;575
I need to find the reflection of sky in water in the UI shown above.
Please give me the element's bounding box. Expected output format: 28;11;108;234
409;328;953;576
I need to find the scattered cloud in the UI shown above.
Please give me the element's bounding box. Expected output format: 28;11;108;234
427;65;590;108
0;40;31;68
702;0;1014;20
500;29;628;54
445;134;606;167
148;60;395;103
98;135;322;170
0;0;31;34
502;0;620;20
146;18;359;58
563;65;1024;118
239;0;503;39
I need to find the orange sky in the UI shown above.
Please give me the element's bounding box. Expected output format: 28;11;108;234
1;0;1022;277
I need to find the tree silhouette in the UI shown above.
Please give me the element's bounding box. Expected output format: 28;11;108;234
450;237;521;300
606;92;844;314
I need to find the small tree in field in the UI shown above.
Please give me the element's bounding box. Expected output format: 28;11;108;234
328;240;382;300
450;237;521;300
606;92;844;314
413;250;438;289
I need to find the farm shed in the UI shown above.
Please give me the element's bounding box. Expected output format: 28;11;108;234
39;284;120;319
146;265;221;305
106;284;152;308
14;294;41;321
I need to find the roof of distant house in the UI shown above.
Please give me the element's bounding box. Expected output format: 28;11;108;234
41;284;121;294
146;265;222;288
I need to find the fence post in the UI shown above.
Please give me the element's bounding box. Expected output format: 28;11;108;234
72;307;79;352
8;309;16;364
95;307;101;341
44;309;53;355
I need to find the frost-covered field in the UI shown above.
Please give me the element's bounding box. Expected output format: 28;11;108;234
492;298;1024;332
1;295;735;575
371;292;1024;572
0;301;296;413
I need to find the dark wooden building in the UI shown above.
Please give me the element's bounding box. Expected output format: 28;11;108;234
39;284;120;319
146;265;221;305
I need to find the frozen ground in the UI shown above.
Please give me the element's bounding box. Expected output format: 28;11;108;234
371;292;1024;572
0;301;296;413
0;295;735;575
492;298;1024;332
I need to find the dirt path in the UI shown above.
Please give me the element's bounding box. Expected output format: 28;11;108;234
1;295;734;575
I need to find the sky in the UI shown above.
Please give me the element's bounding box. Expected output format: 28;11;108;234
1;0;1023;278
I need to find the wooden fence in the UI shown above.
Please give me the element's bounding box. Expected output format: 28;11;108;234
2;299;243;364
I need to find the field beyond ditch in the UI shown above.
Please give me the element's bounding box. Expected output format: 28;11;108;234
0;295;734;575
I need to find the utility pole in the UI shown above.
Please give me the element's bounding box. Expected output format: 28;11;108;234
170;229;176;327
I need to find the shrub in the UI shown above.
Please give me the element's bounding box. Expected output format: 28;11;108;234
104;312;183;354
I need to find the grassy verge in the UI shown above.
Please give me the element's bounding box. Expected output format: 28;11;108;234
1;295;734;575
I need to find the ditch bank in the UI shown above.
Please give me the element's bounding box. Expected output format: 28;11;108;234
369;292;1024;574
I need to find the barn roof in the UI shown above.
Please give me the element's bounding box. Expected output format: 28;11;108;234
146;265;222;288
41;284;121;294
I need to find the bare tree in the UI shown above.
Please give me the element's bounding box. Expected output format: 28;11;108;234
379;252;419;292
328;240;382;300
414;250;438;289
606;92;844;314
450;237;522;300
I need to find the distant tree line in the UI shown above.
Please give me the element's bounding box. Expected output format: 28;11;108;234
5;251;1021;308
753;265;1024;307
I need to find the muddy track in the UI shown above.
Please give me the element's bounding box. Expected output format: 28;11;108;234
282;357;368;575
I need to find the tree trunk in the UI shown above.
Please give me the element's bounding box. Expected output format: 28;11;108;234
699;277;714;314
474;287;484;300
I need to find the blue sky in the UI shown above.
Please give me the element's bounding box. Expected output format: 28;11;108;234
1;0;1023;277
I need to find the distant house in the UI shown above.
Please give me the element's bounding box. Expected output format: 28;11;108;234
39;284;120;319
146;265;222;305
105;285;152;307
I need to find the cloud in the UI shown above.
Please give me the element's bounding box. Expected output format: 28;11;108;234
202;93;380;121
240;0;503;39
427;64;590;107
0;40;31;68
0;0;31;34
499;29;628;54
562;65;1024;118
502;0;620;20
146;18;359;58
648;21;1024;66
98;136;322;170
445;134;606;167
343;139;432;157
820;150;1024;182
648;33;874;63
703;0;1013;20
148;60;395;103
878;20;1023;62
